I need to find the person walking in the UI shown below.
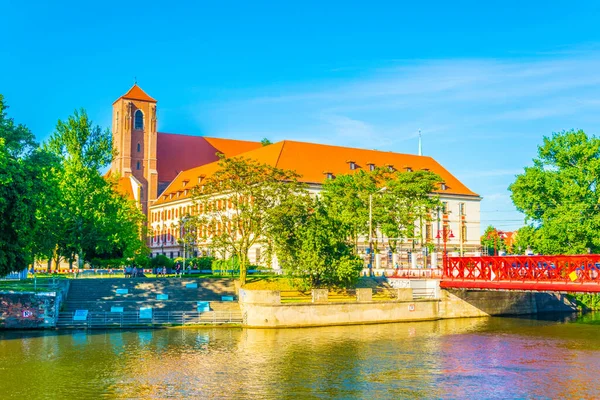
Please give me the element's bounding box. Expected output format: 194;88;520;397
176;263;181;278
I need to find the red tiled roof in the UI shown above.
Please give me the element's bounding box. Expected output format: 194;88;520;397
113;84;156;104
156;133;262;183
153;140;479;205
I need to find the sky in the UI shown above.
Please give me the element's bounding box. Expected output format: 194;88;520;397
3;0;600;233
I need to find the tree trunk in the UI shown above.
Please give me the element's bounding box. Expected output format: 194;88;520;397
47;258;52;273
239;253;248;286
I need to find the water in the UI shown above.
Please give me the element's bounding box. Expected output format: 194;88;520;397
1;313;600;399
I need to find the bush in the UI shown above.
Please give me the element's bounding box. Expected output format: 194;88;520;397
150;254;174;269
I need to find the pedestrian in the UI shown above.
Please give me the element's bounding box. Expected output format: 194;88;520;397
132;266;138;278
162;266;167;277
176;263;181;278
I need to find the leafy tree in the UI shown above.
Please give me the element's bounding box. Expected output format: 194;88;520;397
260;138;272;146
150;254;174;269
0;95;58;275
377;169;442;252
270;196;363;288
47;109;146;267
321;168;442;254
192;155;305;285
480;225;506;256
510;130;600;254
321;171;377;251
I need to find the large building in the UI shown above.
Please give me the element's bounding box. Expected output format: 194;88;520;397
110;85;481;269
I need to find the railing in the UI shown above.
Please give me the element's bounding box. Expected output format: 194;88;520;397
441;255;600;292
58;310;242;328
390;269;443;279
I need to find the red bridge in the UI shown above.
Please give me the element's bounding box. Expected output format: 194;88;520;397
441;255;600;293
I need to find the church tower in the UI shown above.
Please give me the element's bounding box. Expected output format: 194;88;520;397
111;84;158;215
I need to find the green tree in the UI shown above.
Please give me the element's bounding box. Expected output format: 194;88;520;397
260;138;272;146
509;130;600;254
192;155;305;285
377;169;442;253
480;225;506;256
270;196;363;288
0;95;58;275
47;109;146;267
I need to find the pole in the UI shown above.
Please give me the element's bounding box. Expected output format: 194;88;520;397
368;193;373;275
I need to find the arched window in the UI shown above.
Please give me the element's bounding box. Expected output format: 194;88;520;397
137;143;141;152
136;161;141;170
134;110;143;130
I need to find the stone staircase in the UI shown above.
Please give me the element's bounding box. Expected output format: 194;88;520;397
57;278;241;328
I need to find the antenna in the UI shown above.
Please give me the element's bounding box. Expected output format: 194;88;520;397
418;129;422;156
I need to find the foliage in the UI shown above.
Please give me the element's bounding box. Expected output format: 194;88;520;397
260;138;272;146
567;293;600;310
46;109;146;266
211;256;240;275
321;167;442;253
510;130;600;254
192;155;305;285
0;95;59;275
270;196;363;288
189;256;214;269
480;225;507;256
150;254;174;269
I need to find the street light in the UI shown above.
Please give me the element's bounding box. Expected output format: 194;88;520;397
436;226;455;268
368;187;387;274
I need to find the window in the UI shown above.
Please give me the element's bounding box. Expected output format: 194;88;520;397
136;161;141;170
137;143;141;152
442;202;448;214
441;182;447;190
134;110;144;130
348;161;356;170
405;166;413;172
326;173;333;180
461;225;467;242
367;163;375;171
426;224;432;240
459;202;465;216
387;164;394;172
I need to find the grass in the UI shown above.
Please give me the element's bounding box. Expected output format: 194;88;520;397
0;277;62;292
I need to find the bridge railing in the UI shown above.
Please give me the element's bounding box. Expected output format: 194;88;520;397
443;255;600;285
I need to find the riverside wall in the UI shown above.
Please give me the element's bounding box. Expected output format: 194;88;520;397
0;281;69;329
239;287;578;328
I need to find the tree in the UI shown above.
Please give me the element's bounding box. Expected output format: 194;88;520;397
260;138;273;146
269;196;364;288
480;225;506;256
0;95;58;275
47;109;146;267
321;168;442;254
192;155;305;285
377;169;442;253
509;130;600;254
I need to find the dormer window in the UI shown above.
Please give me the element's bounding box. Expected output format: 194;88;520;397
169;193;174;200
423;168;430;172
441;182;447;190
197;175;204;184
386;164;395;172
182;180;189;188
347;160;357;170
404;166;413;172
324;172;334;180
367;163;375;171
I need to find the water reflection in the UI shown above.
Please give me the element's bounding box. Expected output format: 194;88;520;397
0;313;599;399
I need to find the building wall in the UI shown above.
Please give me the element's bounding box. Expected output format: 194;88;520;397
148;185;482;267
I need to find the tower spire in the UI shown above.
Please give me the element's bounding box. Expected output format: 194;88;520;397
418;129;422;156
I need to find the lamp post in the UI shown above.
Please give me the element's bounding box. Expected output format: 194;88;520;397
368;187;387;274
436;226;455;269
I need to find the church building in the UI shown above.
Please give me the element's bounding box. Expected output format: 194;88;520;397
109;85;482;270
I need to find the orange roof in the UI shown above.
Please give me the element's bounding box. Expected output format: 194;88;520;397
112;176;136;201
156;133;262;183
153;140;479;205
113;84;156;104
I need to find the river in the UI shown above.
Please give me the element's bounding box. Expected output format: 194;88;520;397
1;313;599;399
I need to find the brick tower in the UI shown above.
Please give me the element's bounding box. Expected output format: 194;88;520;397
111;84;158;214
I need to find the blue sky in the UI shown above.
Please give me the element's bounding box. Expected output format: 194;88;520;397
3;0;600;233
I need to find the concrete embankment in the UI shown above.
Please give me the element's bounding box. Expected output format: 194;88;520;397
239;287;578;328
